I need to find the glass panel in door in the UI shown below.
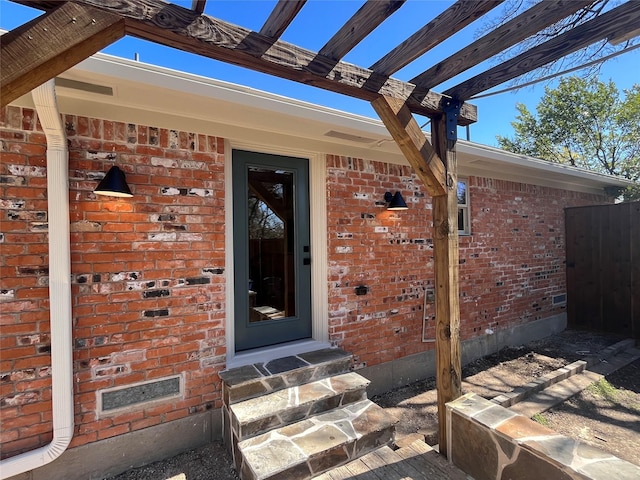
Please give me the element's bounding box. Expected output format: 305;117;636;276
232;150;311;351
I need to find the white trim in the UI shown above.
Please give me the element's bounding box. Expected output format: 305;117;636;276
76;53;383;132
456;141;633;193
457;177;471;235
224;141;328;368
310;153;329;344
8;52;630;195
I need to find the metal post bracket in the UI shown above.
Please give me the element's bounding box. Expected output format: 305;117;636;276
443;99;462;141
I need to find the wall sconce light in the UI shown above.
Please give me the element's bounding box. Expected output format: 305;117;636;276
94;166;133;198
384;191;408;210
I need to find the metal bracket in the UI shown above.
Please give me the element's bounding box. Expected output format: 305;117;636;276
443;99;461;141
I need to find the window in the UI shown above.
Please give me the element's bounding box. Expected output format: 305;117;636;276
457;179;470;235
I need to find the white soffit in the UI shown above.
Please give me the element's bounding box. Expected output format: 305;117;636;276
11;52;630;194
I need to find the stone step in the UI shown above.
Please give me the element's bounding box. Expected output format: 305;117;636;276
235;399;397;480
220;348;352;406
509;370;603;417
491;359;587;407
230;372;370;441
583;338;637;368
589;346;640;376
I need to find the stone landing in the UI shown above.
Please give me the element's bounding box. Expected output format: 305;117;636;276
220;348;397;480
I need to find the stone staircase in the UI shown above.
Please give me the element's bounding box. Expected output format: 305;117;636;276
220;348;398;480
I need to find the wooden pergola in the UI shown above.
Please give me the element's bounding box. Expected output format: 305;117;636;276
2;0;639;456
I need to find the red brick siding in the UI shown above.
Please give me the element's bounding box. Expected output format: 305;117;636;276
326;155;433;368
1;106;226;458
1;107;610;459
326;155;608;369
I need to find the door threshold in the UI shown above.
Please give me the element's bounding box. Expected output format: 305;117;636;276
226;339;331;370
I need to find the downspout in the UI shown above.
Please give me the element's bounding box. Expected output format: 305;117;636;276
1;80;74;478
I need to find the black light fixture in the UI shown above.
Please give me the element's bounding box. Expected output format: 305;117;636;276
94;166;133;198
384;191;408;210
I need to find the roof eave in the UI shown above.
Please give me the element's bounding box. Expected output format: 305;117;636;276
9;51;632;195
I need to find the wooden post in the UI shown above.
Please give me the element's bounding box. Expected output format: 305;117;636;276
371;96;446;197
431;113;462;458
373;95;462;457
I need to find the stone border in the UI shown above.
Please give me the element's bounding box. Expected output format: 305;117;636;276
491;338;636;408
491;360;586;407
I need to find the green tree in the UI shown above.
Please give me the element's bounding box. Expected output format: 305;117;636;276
497;77;640;200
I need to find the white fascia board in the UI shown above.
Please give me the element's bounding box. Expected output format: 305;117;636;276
11;51;631;194
457;141;633;189
76;54;389;138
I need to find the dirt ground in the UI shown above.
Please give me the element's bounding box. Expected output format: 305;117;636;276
109;441;240;480
534;357;640;465
110;330;639;479
373;329;629;442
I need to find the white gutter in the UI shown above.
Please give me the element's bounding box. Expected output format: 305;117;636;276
50;53;629;191
1;80;74;479
457;140;636;187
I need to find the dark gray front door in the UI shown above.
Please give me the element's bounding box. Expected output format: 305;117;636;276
232;150;312;351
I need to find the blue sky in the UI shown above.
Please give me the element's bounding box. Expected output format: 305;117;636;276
2;0;639;147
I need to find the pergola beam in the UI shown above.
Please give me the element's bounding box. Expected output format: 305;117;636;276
318;0;405;61
13;0;476;124
0;2;125;107
191;0;207;15
411;0;594;90
371;96;447;197
445;0;640;100
260;0;306;39
370;0;503;77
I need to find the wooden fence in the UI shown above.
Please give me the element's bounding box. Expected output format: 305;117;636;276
565;201;639;340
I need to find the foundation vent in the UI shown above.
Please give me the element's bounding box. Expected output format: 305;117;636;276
552;293;567;306
99;375;182;414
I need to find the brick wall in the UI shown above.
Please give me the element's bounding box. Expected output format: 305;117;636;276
1;107;609;459
326;155;608;369
326;155;433;368
1;106;226;458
